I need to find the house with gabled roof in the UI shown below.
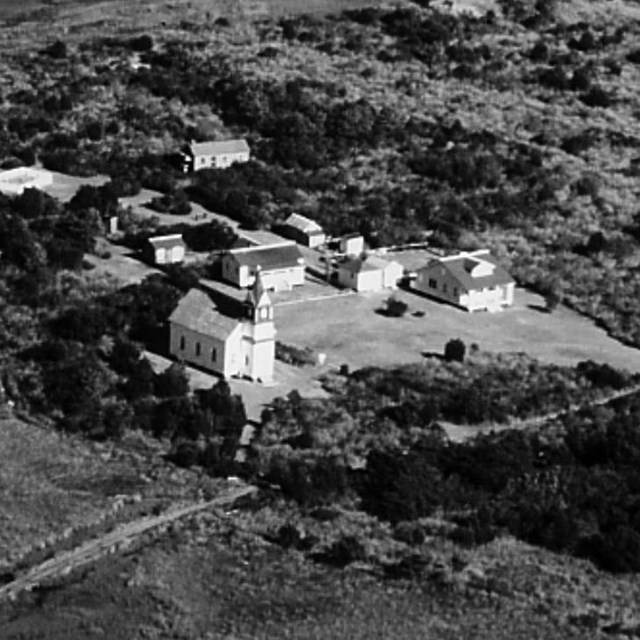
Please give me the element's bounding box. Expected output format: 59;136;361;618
412;249;514;312
181;139;250;173
278;213;326;248
168;274;275;382
336;254;403;292
221;241;305;291
145;234;185;265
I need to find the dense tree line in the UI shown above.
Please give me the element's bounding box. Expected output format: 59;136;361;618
361;396;640;573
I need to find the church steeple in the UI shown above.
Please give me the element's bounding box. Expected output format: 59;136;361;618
244;269;272;323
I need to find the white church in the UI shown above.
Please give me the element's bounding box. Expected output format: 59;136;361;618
168;273;275;382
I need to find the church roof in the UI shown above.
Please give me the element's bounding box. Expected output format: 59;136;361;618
168;289;240;338
245;270;270;307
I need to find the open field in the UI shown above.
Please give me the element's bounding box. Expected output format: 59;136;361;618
0;416;142;566
0;0;47;19
276;287;640;373
1;516;637;640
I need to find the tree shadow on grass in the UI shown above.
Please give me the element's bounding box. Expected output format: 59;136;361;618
527;303;551;314
421;351;444;360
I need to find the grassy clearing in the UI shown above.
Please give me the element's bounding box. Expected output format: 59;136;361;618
275;286;640;373
1;516;637;640
0;416;136;565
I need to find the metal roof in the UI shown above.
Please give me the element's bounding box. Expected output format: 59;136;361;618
419;250;514;291
188;139;250;157
148;234;185;249
168;289;241;339
226;242;304;270
283;213;324;235
339;255;398;275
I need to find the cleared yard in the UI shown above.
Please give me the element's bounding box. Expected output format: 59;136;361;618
41;171;109;203
275;286;640;373
84;242;162;285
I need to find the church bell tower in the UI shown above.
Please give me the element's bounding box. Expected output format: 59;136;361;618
242;270;276;382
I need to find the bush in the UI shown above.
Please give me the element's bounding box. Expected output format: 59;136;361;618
529;41;549;62
580;86;613;108
576;360;629;390
384;296;409;317
275;342;316;367
154;362;189;398
626;48;640;64
129;34;154;52
444;338;465;362
44;40;67;59
321;535;366;567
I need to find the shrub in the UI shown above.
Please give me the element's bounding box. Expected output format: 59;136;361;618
154;362;189;398
576;360;629;390
44;40;67;59
529;40;549;62
129;34;154;52
321;535;366;567
384;296;409;317
275;342;316;367
444;338;465;363
580;86;613;108
626;48;640;64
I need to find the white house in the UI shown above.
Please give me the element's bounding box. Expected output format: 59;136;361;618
181;139;250;172
221;242;305;291
0;167;53;195
412;249;515;312
337;255;403;292
168;276;276;382
339;233;365;256
279;213;326;248
145;234;185;265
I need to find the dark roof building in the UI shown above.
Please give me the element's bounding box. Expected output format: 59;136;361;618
221;242;305;290
278;213;326;248
168;289;240;338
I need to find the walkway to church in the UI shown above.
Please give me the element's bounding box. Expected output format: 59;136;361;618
144;351;330;423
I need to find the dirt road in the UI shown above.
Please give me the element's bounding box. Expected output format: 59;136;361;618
443;383;640;443
0;485;256;602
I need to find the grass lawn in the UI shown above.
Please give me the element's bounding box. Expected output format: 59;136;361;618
42;171;109;203
275;286;640;373
83;242;162;286
0;416;143;566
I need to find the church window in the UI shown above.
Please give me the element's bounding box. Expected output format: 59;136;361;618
428;278;437;289
180;336;186;350
260;307;269;320
211;348;217;363
195;342;201;356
